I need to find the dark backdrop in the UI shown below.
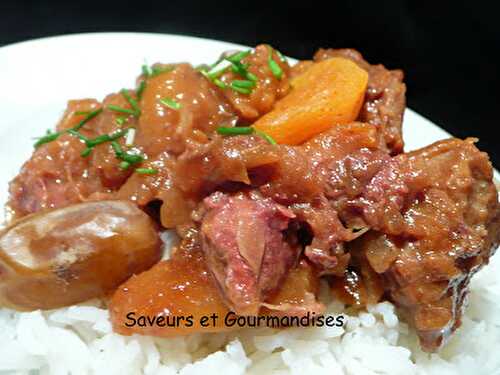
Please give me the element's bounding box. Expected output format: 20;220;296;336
1;0;499;166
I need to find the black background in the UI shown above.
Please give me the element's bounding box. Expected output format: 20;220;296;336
1;0;499;166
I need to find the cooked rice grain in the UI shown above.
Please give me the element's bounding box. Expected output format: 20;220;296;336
1;232;499;375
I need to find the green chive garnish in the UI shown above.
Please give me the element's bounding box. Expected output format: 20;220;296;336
255;130;277;145
121;153;144;164
217;126;276;145
142;64;152;77
213;78;227;89
107;105;137;116
216;126;254;136
81;147;93;157
111;141;144;165
229;61;248;77
246;71;258;82
207;66;229;80
136;80;146;100
226;59;258;84
111;140;122;155
229;83;252;95
135;168;158;175
34;108;103;148
119;161;131;170
115;116;127;126
268;46;283;80
121;89;141;116
160;98;182;110
89;129;128;147
72;108;103;131
34;131;61;148
226;50;251;63
231;80;255;89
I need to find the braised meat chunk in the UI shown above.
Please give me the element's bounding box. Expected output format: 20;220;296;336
200;191;298;315
348;138;500;351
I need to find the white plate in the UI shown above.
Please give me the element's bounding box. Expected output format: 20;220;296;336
0;32;497;212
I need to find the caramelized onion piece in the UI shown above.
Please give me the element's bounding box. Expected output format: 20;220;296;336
110;232;232;337
0;200;161;310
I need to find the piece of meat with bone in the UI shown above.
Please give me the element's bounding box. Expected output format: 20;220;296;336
314;48;406;154
200;191;298;315
346;138;500;352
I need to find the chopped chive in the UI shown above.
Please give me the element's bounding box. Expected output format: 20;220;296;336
111;140;144;165
160;98;182;110
136;80;146;100
231;80;255;89
217;126;254;136
226;59;258;84
86;129;128;147
142;64;152;77
72;108;103;131
34;108;102;148
87;135;112;147
119;161;131;170
111;141;122;155
121;89;141;116
107;105;137;116
255;130;277;145
246;71;258;82
34;131;61;148
268;59;283;80
213;78;227;89
229;83;252;95
207;68;227;80
226;50;251;63
115;116;127;126
217;126;276;145
268;46;283;80
121;153;144;164
81;147;93;157
135;168;158;175
207;65;230;80
229;61;248;76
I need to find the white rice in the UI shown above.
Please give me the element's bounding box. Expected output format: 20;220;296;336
1;231;499;375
